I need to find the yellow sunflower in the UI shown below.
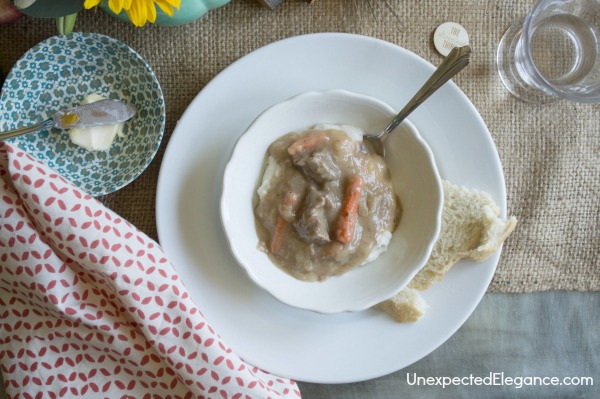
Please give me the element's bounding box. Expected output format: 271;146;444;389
84;0;181;27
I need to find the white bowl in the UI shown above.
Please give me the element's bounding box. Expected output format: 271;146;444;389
220;90;442;313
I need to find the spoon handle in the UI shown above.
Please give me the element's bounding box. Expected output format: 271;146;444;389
0;118;54;141
379;45;472;139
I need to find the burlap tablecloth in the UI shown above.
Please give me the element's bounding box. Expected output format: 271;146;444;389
0;0;598;293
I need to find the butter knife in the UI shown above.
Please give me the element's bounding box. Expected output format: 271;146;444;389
0;99;136;141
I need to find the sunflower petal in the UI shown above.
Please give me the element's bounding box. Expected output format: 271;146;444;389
165;0;181;9
125;0;147;27
108;0;125;14
146;1;157;23
154;0;175;16
83;0;103;9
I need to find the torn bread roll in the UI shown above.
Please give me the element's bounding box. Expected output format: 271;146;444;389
375;180;517;322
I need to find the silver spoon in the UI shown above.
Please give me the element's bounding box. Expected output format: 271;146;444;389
0;99;136;141
365;45;472;156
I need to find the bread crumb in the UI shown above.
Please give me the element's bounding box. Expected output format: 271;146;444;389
374;287;427;322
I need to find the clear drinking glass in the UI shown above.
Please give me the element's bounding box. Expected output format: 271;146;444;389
496;0;600;103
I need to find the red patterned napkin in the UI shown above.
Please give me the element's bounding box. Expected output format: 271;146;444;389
0;143;301;399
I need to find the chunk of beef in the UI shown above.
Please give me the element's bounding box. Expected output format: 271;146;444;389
294;186;330;245
301;150;341;183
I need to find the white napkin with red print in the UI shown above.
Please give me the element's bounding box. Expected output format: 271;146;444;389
0;142;301;399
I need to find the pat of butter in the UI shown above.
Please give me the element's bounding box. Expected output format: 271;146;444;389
69;94;124;151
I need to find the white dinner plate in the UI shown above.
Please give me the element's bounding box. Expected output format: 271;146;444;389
156;33;506;383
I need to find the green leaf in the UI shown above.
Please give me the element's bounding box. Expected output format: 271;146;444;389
56;12;77;35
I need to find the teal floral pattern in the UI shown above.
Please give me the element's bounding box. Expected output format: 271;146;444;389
0;32;165;196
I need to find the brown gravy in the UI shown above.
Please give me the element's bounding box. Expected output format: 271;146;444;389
254;126;400;281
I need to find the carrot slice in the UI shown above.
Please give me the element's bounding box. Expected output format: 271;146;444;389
270;215;287;255
271;190;303;255
334;175;364;244
287;131;329;157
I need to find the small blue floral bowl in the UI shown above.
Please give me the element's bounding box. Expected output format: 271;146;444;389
0;32;165;196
